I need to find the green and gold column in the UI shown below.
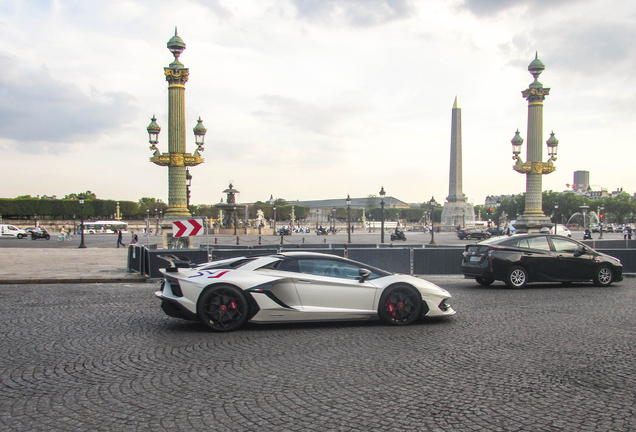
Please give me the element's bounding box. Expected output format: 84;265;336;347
147;29;206;219
511;53;559;233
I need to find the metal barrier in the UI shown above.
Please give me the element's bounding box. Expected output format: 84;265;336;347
128;244;636;279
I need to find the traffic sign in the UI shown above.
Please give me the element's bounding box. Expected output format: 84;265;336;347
172;219;204;237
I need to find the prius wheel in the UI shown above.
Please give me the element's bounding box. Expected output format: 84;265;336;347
506;266;527;288
197;285;249;332
476;277;494;286
378;285;422;326
593;265;613;287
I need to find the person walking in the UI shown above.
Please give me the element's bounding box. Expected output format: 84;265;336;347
116;230;126;248
130;230;138;244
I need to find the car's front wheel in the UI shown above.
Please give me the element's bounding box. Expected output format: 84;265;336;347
378;285;422;326
476;277;494;286
466;235;471;240
506;266;527;288
197;284;249;332
17;234;24;239
593;265;614;287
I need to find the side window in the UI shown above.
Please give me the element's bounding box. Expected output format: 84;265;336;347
551;238;581;253
298;259;363;280
526;236;551;251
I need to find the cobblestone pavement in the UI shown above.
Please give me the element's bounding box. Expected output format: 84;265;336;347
1;278;635;431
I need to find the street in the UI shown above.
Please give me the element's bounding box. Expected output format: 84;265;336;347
0;229;630;249
1;277;635;431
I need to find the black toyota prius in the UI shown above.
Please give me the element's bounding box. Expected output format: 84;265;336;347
461;233;623;288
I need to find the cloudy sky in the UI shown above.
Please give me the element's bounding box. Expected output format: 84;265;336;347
0;0;634;207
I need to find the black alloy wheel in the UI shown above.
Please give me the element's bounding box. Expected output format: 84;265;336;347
593;265;614;287
378;285;422;326
197;285;249;332
505;265;528;289
466;235;471;240
476;277;494;286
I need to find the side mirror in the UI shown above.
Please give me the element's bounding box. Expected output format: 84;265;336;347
358;268;371;282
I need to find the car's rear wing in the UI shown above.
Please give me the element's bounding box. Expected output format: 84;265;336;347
157;254;192;273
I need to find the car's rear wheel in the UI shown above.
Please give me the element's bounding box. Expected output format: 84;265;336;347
506;266;527;288
466;234;471;240
593;265;613;287
378;285;422;326
197;284;249;332
476;277;494;286
17;234;24;239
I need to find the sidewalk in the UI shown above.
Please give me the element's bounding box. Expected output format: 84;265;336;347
0;248;147;284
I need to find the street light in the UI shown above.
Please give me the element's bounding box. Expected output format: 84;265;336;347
379;187;386;244
599;205;605;239
186;168;192;209
155;208;159;235
78;199;87;249
554;203;559;235
346;194;352;243
273;206;277;232
233;205;237;235
429;196;437;246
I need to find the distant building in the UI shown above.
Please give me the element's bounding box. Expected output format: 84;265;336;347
572;171;590;192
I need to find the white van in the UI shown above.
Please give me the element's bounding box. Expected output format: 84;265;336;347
0;224;28;239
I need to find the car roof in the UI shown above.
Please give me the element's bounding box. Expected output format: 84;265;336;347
478;233;574;245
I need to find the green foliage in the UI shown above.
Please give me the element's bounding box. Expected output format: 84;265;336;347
64;190;97;200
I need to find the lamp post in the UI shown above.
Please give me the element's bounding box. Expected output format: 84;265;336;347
147;30;207;218
273;206;277;232
346;194;352;243
379;187;386;243
554;203;559;235
233;205;237;235
186;168;192;210
73;214;76;235
462;209;465;229
78;199;87;249
511;53;560;233
429;196;437;246
599;205;604;239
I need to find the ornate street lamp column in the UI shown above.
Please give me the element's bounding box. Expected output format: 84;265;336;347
429;196;437;246
379;187;386;244
148;29;206;219
511;53;559;233
78;199;87;249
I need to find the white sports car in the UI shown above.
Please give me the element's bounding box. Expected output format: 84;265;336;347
155;252;456;332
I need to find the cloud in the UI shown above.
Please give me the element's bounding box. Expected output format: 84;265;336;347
252;94;366;136
0;51;137;152
460;0;580;16
291;0;417;26
191;0;233;19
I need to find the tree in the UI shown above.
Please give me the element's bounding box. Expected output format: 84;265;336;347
64;190;97;200
365;194;377;210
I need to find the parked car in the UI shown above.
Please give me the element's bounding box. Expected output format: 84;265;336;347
461;234;623;288
457;228;491;240
155;252;456;332
0;224;28;239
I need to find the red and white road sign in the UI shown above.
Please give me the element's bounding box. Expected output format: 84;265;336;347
172;219;204;237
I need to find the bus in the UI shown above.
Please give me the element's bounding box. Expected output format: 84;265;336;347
81;220;128;234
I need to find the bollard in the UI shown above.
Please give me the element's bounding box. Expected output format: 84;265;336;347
302;237;305;244
236;236;240;245
215;237;218;244
258;235;262;245
323;238;327;244
344;243;348;259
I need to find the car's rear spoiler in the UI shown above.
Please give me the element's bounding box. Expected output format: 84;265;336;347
158;254;192;273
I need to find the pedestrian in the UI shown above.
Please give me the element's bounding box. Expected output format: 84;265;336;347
130;230;138;244
629;227;633;240
116;230;126;248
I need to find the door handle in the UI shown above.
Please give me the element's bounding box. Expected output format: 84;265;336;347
296;280;312;284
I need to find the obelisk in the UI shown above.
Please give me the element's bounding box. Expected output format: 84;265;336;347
442;97;475;229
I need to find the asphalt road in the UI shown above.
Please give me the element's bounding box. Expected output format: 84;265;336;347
0;230;629;249
1;277;634;431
